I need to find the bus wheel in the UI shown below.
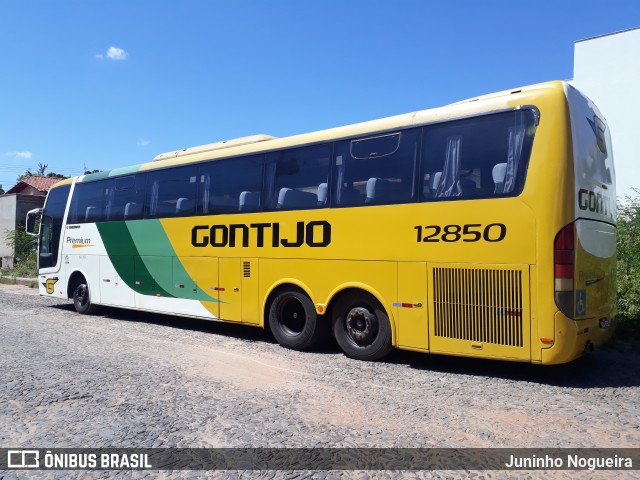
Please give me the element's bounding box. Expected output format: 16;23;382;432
333;292;393;361
72;278;97;315
269;289;324;350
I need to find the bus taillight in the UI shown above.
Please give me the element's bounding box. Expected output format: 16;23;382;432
554;222;575;317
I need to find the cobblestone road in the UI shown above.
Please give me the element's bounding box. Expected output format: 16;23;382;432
0;283;638;479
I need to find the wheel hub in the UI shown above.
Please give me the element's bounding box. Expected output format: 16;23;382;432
345;307;376;342
281;297;306;334
76;285;87;305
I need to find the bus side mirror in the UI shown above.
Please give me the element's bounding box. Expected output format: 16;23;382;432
26;208;42;237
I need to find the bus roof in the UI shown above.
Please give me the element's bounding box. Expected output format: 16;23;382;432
54;80;565;188
153;134;277;161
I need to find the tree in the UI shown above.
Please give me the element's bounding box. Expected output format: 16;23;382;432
0;184;4;195
16;164;67;183
17;169;33;182
617;189;640;321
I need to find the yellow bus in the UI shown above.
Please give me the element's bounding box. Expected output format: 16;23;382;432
27;80;616;364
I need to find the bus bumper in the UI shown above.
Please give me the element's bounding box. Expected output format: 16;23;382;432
540;311;616;365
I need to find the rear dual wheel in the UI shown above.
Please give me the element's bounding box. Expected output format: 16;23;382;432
269;288;393;361
332;292;393;361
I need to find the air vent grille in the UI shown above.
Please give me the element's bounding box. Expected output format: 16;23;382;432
243;261;251;278
433;267;523;347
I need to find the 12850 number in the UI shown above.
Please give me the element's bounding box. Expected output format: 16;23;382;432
414;223;507;243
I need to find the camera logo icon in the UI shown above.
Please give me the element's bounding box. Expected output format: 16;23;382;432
7;450;40;468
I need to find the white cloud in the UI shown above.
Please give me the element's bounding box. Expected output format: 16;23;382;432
107;46;128;60
96;46;128;61
137;139;150;147
3;151;32;159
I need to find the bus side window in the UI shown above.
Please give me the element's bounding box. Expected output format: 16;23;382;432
145;166;198;219
105;175;145;221
266;145;331;210
198;155;263;215
68;180;111;224
421;110;536;201
239;191;260;212
423;171;442;198
492;163;507;193
334;129;420;207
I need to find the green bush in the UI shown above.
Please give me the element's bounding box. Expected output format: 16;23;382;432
616;189;640;343
1;252;37;278
5;225;37;263
2;226;38;278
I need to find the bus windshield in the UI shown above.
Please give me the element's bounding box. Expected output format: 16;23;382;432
38;185;70;269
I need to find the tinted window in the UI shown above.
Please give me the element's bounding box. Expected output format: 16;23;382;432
199;155;263;214
105;175;145;221
421;110;536;200
266;144;332;210
39;185;70;268
68;180;111;224
334;129;420;206
145;166;198;218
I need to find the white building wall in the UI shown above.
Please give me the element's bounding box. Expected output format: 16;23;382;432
572;27;640;199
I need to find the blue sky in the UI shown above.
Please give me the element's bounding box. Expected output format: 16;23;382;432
0;0;639;190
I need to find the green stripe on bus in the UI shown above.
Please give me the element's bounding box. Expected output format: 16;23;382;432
81;171;112;182
96;221;174;298
124;220;219;302
78;165;142;183
108;165;142;177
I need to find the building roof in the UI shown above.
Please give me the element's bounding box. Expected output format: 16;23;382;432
575;26;640;43
5;175;64;195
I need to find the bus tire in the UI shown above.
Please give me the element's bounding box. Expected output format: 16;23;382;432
332;292;393;361
269;289;324;351
72;278;97;315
